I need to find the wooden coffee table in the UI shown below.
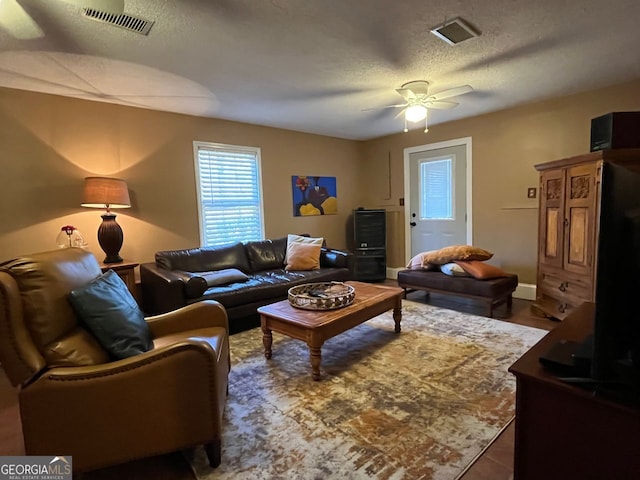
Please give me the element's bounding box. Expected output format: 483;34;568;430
257;281;403;380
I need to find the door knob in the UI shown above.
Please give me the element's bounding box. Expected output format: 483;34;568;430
410;222;416;227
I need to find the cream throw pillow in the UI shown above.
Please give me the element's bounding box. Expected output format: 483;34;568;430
285;242;322;271
407;251;438;270
285;234;324;264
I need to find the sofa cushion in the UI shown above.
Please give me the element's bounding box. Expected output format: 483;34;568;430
68;270;153;360
190;267;350;309
285;242;321;271
155;242;251;273
245;238;287;271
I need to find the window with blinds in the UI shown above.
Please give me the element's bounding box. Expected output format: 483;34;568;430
193;142;264;247
420;157;454;220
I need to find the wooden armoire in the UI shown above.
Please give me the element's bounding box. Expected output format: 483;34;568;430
533;149;640;320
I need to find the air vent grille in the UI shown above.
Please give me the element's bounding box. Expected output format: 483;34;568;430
82;8;154;35
430;17;479;45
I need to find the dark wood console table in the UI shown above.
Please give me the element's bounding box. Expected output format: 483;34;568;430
509;302;640;479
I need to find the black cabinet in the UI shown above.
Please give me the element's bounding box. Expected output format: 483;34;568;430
352;209;386;281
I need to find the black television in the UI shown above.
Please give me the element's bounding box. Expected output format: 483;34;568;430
539;160;640;404
591;161;640;399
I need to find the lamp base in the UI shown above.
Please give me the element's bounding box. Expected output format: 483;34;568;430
103;254;124;264
98;213;124;264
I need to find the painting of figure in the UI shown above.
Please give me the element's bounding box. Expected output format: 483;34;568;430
292;176;337;216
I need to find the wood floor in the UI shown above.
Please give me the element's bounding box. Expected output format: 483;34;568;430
0;283;557;479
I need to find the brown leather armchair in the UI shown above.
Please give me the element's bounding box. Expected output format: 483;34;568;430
0;248;230;473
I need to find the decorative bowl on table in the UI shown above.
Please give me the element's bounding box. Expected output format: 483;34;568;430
288;282;355;310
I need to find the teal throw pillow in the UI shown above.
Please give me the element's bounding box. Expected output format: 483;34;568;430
68;269;153;360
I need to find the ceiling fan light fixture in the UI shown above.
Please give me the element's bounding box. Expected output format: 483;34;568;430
405;105;427;122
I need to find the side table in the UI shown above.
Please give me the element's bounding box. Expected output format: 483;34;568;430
100;259;139;299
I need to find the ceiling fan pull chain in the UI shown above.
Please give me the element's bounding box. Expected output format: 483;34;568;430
404;116;408;133
424;114;429;133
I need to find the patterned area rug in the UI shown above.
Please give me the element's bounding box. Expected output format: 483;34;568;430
186;300;546;479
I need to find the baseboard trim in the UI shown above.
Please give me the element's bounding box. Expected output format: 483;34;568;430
514;283;536;301
386;267;404;279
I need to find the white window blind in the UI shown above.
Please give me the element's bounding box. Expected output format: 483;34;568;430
193;142;264;247
420;158;453;220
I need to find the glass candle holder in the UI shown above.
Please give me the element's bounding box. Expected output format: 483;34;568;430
56;225;86;248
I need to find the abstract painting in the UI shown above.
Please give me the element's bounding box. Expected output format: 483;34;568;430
292;176;337;216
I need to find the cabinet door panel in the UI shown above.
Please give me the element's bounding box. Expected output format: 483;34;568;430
568;207;588;265
538;169;565;269
564;164;597;276
546;209;560;257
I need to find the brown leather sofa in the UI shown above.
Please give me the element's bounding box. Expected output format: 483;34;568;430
0;248;230;473
140;236;352;329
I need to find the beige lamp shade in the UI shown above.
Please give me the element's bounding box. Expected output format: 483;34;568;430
81;176;131;264
81;177;131;210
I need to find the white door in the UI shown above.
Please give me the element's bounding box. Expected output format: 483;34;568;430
408;143;468;257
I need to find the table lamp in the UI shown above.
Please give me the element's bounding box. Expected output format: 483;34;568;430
81;176;131;263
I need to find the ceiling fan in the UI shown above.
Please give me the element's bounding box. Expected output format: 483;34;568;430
364;80;473;133
0;0;125;40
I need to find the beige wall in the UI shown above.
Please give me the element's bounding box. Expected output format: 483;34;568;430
361;78;640;283
0;87;363;265
3;79;640;283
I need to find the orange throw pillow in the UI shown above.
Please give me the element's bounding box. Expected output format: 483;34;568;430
454;260;508;279
423;245;493;265
285;242;321;271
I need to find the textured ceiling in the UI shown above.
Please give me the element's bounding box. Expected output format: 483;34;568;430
1;0;639;140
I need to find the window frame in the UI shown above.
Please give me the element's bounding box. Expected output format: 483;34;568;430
192;141;265;247
418;155;456;221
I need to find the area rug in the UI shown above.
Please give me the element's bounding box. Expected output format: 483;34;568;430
186;300;546;479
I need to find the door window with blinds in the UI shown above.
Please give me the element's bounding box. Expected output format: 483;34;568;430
193;142;265;247
420;156;454;220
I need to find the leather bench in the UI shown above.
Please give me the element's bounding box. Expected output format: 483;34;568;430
397;269;518;318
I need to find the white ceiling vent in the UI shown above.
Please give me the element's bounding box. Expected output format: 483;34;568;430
82;8;154;35
430;17;479;45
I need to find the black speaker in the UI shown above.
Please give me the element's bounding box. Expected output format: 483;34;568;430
353;209;386;249
352;209;386;281
590;112;640;152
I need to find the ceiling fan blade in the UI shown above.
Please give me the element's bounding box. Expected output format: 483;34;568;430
62;0;125;14
361;103;407;112
395;88;416;101
428;85;473;101
0;0;44;39
425;101;459;109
